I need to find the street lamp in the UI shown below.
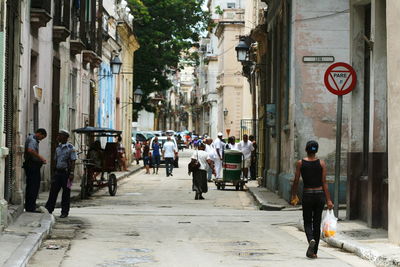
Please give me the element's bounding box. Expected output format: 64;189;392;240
111;55;123;75
223;108;228;117
235;36;250;62
134;86;144;103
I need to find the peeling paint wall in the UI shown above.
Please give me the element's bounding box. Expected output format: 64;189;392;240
291;0;350;175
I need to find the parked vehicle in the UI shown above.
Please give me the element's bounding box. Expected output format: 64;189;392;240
149;136;179;167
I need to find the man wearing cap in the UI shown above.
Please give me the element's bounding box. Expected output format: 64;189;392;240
213;133;225;179
45;130;77;218
23;128;47;212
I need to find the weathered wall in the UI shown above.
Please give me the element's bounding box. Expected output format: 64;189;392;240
292;0;350;174
264;0;350;202
387;0;400;245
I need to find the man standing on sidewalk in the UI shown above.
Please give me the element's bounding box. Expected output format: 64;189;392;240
237;134;254;179
23;128;47;212
162;136;177;177
45;130;77;218
213;132;225;179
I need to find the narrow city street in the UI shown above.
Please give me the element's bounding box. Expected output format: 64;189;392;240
26;150;372;267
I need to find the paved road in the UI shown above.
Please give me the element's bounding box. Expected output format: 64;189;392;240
28;150;373;267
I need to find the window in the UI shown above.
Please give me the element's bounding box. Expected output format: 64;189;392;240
227;3;235;8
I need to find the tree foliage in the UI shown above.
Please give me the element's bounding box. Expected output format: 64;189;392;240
129;0;210;112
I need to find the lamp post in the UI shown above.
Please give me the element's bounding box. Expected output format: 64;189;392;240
111;55;123;75
235;36;250;62
134;86;143;104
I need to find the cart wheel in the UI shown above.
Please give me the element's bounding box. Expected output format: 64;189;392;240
235;184;240;191
216;183;221;190
108;173;117;196
221;184;225;190
239;183;244;191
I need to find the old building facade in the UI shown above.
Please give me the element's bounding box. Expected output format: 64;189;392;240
0;0;137;228
245;0;350;202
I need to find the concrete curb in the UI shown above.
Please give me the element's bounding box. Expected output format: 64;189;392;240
3;214;55;267
246;186;285;211
323;236;400;266
295;222;400;266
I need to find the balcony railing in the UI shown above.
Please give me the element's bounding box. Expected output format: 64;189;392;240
54;0;71;28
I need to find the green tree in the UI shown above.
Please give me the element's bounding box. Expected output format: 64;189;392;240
129;0;210;112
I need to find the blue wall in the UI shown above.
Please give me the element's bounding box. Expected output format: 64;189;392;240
98;63;115;131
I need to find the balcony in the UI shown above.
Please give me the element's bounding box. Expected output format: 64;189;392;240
82;50;102;69
70;40;86;56
31;0;52;30
53;0;71;44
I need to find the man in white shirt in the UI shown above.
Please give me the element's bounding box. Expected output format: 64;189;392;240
237;134;254;179
162;136;178;177
213;132;225;179
205;138;216;181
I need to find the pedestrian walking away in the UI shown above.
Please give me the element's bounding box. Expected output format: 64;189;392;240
116;135;128;171
189;142;215;200
236;134;254;179
162;136;177;177
23;128;47;212
213;132;225;179
152;137;161;174
291;140;334;259
135;141;142;164
45;130;77;218
142;140;151;174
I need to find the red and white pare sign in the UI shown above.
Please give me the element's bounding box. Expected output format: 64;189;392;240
324;62;357;96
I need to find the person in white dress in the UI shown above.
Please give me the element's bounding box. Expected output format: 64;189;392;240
236;134;254;179
190;142;215;200
212;132;225;179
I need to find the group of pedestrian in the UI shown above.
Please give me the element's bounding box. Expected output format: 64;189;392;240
194;133;256;181
135;136;178;176
189;132;256;200
23;129;76;218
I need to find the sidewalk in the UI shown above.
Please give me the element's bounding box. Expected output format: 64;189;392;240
0;164;142;267
247;181;400;266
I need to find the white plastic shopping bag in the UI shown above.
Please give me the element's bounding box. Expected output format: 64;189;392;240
321;209;337;237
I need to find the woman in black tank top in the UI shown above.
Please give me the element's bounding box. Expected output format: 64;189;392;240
291;140;334;259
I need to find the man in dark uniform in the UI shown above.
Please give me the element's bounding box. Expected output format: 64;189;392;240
45;130;77;218
23;128;47;212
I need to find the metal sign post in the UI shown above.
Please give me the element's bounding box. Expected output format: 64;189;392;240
324;62;357;218
334;95;343;217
